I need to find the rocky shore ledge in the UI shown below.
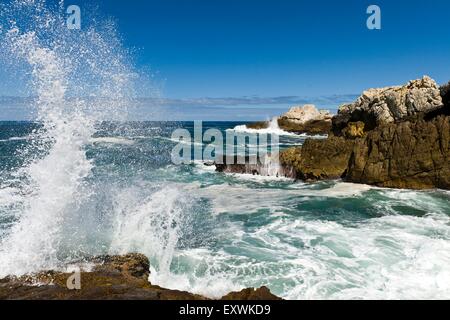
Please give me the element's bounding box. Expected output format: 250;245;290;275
0;254;281;300
218;76;450;190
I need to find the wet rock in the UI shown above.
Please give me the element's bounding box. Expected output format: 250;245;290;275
215;154;296;178
280;136;355;180
346;115;450;189
221;286;282;300
0;254;282;300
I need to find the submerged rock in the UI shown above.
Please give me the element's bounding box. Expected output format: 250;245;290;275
0;254;281;300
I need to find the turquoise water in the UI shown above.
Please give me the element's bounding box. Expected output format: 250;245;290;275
1;121;449;299
1;0;449;300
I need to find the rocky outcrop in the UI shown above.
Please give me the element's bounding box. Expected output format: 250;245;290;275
280;137;354;180
281;104;333;124
246;105;332;135
333;76;443;135
221;286;282;300
279;105;332;135
0;254;281;300
217;77;450;190
346;115;450;189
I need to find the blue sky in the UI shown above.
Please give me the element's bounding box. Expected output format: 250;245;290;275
1;0;450;120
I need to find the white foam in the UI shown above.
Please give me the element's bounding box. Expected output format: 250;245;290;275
229;118;328;138
0;0;135;277
90;137;135;145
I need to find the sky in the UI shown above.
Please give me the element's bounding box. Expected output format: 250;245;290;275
1;0;450;120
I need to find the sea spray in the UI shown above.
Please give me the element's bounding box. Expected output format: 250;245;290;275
109;186;193;279
0;0;136;276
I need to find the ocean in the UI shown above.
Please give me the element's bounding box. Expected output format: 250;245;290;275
0;0;449;300
1;121;449;299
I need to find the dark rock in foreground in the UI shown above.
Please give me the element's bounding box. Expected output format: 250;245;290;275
0;254;281;300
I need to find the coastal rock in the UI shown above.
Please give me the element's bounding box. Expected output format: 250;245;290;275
0;254;281;300
280;136;354;180
221;286;282;300
217;78;450;190
346;115;450;189
246;105;332;135
333;76;444;135
281;104;333;124
278;104;332;135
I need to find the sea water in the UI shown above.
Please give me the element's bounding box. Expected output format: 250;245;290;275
1;121;450;300
0;0;450;300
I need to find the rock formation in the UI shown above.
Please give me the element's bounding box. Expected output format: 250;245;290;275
332;76;443;134
346;115;449;189
0;253;281;300
281;104;333;124
247;105;333;135
217;76;450;190
279;137;354;180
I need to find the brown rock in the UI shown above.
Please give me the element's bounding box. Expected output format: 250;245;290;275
0;254;282;300
280;136;355;180
346;115;450;189
0;253;205;300
221;286;282;300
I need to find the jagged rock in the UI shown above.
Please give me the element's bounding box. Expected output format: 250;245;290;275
218;78;450;190
0;254;282;300
281;104;333;124
280;136;355;180
333;76;444;135
221;286;282;300
346;115;450;189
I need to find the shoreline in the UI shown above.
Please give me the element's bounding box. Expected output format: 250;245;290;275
0;253;282;300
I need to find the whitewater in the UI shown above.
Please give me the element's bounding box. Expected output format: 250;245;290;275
0;0;450;300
